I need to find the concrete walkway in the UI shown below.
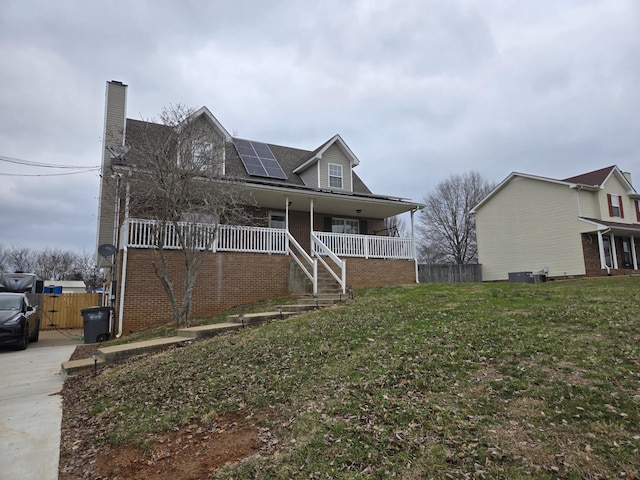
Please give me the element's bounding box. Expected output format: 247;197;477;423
0;329;83;480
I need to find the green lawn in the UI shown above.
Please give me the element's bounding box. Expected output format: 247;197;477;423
64;278;640;478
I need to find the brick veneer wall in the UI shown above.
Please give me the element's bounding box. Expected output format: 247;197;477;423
119;249;290;333
345;257;416;286
582;233;603;276
582;232;640;277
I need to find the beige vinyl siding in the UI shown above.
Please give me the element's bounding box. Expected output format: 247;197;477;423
318;144;352;191
299;165;318;188
598;175;633;223
96;82;127;267
476;176;586;281
576;189;600;218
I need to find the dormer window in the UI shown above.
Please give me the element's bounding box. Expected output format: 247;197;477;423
192;141;214;171
329;163;343;189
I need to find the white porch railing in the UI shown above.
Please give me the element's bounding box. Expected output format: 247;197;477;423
313;231;415;260
126;218;287;254
311;233;346;295
124;219;415;296
287;232;317;295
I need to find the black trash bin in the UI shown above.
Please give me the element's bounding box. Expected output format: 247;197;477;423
81;306;112;344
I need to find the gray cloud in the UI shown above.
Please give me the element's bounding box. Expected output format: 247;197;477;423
1;0;638;253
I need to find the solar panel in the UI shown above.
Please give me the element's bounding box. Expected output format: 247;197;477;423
232;138;288;180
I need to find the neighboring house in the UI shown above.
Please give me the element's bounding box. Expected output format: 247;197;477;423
472;165;640;282
43;281;87;294
96;81;423;334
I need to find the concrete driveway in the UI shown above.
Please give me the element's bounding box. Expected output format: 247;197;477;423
0;330;83;480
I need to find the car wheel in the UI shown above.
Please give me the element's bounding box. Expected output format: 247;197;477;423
29;320;40;343
16;325;29;351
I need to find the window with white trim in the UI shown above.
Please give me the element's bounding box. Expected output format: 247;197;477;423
331;218;359;234
608;194;623;218
328;163;343;189
191;141;217;172
269;212;286;229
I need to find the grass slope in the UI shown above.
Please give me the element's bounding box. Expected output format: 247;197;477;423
64;279;640;479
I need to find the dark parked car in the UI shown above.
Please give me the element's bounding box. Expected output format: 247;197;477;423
0;292;40;350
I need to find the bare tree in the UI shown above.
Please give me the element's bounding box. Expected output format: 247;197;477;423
0;244;100;288
34;248;78;280
75;250;102;292
382;215;408;237
0;245;7;273
417;171;494;265
5;245;35;273
121;104;250;328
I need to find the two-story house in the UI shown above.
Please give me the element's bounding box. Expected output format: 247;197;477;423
472;165;640;281
96;81;423;334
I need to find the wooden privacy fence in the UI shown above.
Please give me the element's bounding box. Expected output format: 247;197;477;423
418;264;482;283
34;293;101;330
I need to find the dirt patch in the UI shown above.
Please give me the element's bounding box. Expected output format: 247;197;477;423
60;412;265;479
96;415;259;480
68;344;98;361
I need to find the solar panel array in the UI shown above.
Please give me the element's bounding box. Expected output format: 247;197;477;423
232;138;288;180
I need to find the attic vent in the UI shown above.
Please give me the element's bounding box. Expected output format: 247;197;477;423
232;138;288;180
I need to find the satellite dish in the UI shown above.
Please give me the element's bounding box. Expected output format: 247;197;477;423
98;243;117;257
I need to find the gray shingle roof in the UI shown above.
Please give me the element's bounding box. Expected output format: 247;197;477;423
124;118;372;195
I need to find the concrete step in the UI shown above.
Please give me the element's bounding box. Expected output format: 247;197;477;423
296;295;346;307
226;311;297;325
61;357;105;379
177;322;242;339
61;293;352;378
98;336;187;363
277;304;316;313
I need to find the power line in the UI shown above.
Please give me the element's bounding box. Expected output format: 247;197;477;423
0;154;100;169
0;168;100;177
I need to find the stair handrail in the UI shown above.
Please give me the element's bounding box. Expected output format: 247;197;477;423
311;232;346;294
286;232;317;295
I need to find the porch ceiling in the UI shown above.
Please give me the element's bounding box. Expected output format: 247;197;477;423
246;184;423;218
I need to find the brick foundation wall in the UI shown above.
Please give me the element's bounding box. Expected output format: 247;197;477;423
118;250;416;333
119;249;290;333
345;257;416;287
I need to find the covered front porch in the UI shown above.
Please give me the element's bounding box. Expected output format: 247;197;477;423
580;218;640;275
118;183;422;295
123;218;417;295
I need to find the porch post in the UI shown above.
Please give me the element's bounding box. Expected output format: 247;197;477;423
310;198;314;256
285;196;290;253
597;231;607;269
631;236;638;270
285;196;290;230
411;209;418;283
610;233;619;269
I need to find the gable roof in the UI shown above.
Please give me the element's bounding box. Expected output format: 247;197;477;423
191;106;232;142
472;165;636;214
122;118;376;196
562;165;616;186
293;134;360;174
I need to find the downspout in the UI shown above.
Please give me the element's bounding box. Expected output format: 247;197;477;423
109;173;122;307
116;180;130;338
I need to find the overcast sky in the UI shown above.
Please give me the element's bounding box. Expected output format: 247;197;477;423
1;0;639;254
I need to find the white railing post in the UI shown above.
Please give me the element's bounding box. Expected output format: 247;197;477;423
312;258;318;296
